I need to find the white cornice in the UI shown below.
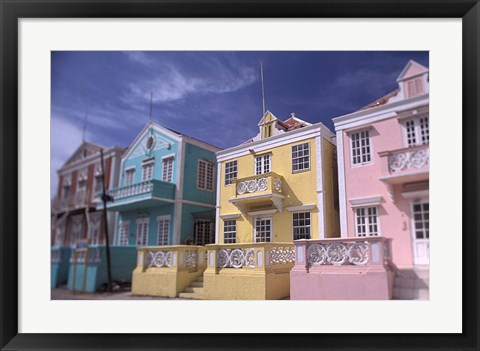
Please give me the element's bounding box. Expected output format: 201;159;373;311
333;94;429;131
217;123;334;162
286;204;316;212
349;196;383;208
219;213;241;220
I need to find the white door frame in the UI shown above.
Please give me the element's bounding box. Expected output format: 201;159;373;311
409;198;429;265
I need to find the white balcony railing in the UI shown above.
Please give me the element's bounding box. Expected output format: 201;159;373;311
108;180;154;200
206;243;295;271
294;237;392;268
388;145;429;173
136;245;207;273
234;173;283;196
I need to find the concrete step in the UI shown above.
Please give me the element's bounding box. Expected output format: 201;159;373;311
178;292;204;300
190;281;204;288
195;276;204;283
183;286;204;294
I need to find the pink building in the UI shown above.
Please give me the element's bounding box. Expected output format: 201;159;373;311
291;60;429;300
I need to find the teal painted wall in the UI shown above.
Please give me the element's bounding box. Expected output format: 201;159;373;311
67;246;136;293
51;247;72;288
182;143;217;204
121;127;180;187
117;204;174;246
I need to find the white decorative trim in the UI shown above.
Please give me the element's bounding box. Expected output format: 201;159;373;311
216;125;323;162
333;94;429;131
336;131;348;238
142;158;155;165
215;160;222;244
161;153;176;160
156;214;171;222
401;190;429;199
315;135;325;239
220;213;241;220
378;170;429;182
181;199;215;208
286;204;316;212
173;139;185;245
248;209;277;216
229;192;285;204
349;196;383;207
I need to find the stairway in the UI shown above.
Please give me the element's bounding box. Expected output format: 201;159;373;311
178;276;205;300
392;267;429;300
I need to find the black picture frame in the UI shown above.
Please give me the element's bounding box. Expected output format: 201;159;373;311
1;1;478;350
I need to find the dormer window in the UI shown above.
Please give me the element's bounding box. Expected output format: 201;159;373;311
405;78;424;98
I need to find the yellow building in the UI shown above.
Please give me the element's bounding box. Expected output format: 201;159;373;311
216;111;339;245
197;111;340;300
131;111;340;300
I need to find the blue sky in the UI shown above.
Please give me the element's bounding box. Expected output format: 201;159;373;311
51;51;428;196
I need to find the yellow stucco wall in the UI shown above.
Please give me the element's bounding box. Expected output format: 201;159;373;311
203;269;290;300
131;266;203;297
322;138;341;238
219;137;320;243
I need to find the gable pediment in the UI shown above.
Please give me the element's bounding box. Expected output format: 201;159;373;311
62;142;103;168
126;125;178;160
397;60;428;82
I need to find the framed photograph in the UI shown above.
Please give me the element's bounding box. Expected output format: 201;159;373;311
1;0;478;350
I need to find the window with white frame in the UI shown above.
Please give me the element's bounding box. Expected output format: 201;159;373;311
89;215;101;245
118;221;130;246
355;207;379;237
412;201;429;240
292;143;310;172
194;220;213;246
351;130;371;165
94;175;103;193
62;185;71;199
292;212;311;240
136;217;149;246
404;117;429;147
255;154;271;175
162;157;174;182
254;217;272;242
125;168;135;185
156;216;170;246
224;160;237;186
223;220;236;244
142;161;154;181
70;217;83;245
197;160;214;191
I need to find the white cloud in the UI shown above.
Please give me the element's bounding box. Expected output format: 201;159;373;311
123;56;257;104
50;116;83;197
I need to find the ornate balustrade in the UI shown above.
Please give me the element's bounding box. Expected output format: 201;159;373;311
205;242;295;273
136;245;207;273
233;172;283;197
293;237;392;269
108;180;154;200
379;144;429;175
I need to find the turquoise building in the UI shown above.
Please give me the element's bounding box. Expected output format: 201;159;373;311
100;122;221;248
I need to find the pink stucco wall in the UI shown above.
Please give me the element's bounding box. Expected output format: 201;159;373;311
342;117;429;268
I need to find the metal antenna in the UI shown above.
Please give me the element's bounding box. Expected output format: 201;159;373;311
82;108;89;158
260;62;266;115
149;92;153;123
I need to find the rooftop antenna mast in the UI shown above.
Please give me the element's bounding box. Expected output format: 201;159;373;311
148;92;153;123
82;107;89;158
260;62;266;115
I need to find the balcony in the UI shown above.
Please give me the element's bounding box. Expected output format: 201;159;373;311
97;179;176;211
291;237;394;300
51;190;93;213
378;144;429;186
229;172;285;214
